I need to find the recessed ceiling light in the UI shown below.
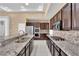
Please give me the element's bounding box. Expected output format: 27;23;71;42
25;3;29;6
36;6;43;11
0;6;12;11
20;6;27;11
21;6;25;9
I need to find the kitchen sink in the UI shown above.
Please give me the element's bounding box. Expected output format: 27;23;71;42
15;36;30;43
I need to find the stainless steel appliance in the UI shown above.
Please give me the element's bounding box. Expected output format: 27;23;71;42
34;27;40;38
26;26;34;35
53;20;62;30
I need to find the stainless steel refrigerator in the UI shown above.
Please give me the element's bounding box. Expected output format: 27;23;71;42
25;26;34;35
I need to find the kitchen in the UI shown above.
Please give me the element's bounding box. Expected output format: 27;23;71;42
0;3;79;56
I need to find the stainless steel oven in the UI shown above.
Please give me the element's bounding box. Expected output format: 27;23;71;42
34;27;40;38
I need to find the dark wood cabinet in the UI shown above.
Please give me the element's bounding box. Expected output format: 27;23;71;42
50;10;62;29
29;38;33;55
40;23;45;29
57;11;62;21
62;3;72;30
40;23;49;29
26;22;33;26
26;22;49;30
50;18;53;29
49;3;79;30
72;3;79;30
26;22;40;27
47;36;67;56
61;50;67;56
33;22;40;27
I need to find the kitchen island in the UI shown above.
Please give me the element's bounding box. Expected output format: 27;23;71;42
47;34;79;56
0;34;34;56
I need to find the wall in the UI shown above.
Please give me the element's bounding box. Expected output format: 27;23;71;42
0;16;9;36
0;12;44;35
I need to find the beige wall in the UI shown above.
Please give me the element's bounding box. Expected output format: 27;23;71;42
0;12;44;35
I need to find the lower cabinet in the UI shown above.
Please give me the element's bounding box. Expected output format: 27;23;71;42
47;39;53;55
47;39;67;56
46;39;52;52
54;48;59;56
61;50;67;56
29;39;33;55
17;47;26;56
17;38;33;56
26;46;29;56
51;45;54;55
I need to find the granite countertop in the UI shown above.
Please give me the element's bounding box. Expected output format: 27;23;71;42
0;34;33;56
0;33;27;42
47;35;79;56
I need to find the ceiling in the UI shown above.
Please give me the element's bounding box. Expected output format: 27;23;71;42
0;3;66;20
0;3;48;12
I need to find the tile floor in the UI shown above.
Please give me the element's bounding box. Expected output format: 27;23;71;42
31;40;51;56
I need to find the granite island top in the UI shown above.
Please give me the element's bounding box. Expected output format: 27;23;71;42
47;35;79;56
0;34;33;56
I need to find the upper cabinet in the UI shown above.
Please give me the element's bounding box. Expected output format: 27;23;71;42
26;22;49;30
40;23;49;30
50;18;53;29
50;3;79;30
62;3;71;30
57;11;62;21
50;10;62;29
72;3;79;30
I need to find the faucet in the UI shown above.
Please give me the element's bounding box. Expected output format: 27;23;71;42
17;30;25;42
18;30;25;35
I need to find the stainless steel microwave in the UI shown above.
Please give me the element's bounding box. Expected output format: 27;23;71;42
53;20;62;30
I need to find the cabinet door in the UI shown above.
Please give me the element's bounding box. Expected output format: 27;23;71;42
45;23;49;29
17;47;26;56
26;47;29;56
51;44;54;56
72;3;79;30
57;11;62;20
40;23;44;29
61;50;67;56
40;23;49;29
50;18;53;29
54;48;59;56
29;39;33;55
34;22;40;27
54;16;57;23
26;22;33;26
62;3;71;30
